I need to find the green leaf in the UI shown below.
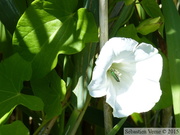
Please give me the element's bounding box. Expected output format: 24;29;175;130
162;0;180;127
123;0;135;5
0;21;13;58
141;0;164;36
31;70;66;120
71;44;96;109
108;117;127;135
43;0;78;19
0;107;14;125
0;54;44;118
136;17;162;35
0;0;32;33
110;3;135;37
64;44;96;134
153;53;172;110
141;0;163;18
116;24;140;42
0;121;29;135
13;0;98;79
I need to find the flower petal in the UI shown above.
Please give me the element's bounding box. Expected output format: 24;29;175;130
106;63;136;112
88;37;163;118
96;37;139;67
112;79;162;117
88;37;139;97
88;66;108;97
134;52;163;82
134;43;159;62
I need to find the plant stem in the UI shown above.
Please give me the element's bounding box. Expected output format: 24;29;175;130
99;0;108;48
103;97;113;134
99;0;113;134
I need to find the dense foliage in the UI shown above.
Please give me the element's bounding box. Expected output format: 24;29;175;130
0;0;180;134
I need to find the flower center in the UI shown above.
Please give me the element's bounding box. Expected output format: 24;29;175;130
108;68;122;82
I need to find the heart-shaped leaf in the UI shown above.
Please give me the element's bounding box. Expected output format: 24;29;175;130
13;0;98;79
31;70;66;120
0;54;44;118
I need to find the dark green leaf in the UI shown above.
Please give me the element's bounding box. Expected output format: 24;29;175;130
43;0;78;19
116;24;140;41
0;0;32;33
0;54;44;118
110;3;135;37
31;70;66;120
0;121;29;135
141;0;163;18
0;21;13;58
108;117;127;135
123;0;135;5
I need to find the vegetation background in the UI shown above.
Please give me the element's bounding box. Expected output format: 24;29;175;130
0;0;180;134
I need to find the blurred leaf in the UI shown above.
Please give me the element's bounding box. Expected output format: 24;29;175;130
31;70;66;120
43;0;78;19
153;53;172;110
64;43;96;135
0;54;44;118
0;121;29;135
123;0;135;5
71;44;96;109
130;113;143;125
0;0;32;33
13;0;98;79
116;24;140;41
110;3;135;37
135;2;146;20
0;21;13;58
0;107;14;125
141;0;164;36
162;0;180;127
136;17;162;35
141;0;163;18
108;117;127;135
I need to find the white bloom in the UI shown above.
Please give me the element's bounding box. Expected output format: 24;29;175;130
88;37;162;118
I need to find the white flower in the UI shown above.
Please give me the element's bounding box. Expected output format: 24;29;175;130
88;37;162;118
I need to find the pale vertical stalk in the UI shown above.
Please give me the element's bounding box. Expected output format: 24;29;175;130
99;0;108;48
99;0;113;134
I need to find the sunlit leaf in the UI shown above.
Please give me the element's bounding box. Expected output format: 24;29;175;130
0;54;44;118
64;44;96;134
141;0;164;36
13;0;98;79
136;17;162;35
71;44;96;109
162;0;180;127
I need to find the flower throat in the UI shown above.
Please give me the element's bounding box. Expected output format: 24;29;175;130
109;68;121;82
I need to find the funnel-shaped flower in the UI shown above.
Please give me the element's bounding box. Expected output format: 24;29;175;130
88;37;162;118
